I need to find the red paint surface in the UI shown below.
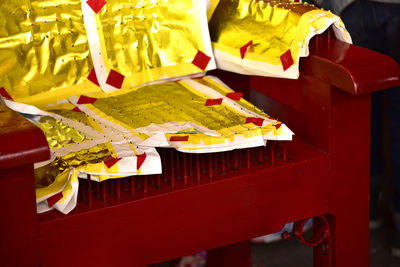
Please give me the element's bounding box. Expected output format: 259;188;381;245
137;153;147;170
47;192;63;208
170;136;189;142
0;103;50;267
87;68;100;87
0;103;50;170
1;34;399;267
240;40;253;59
104;156;122;168
86;0;106;14
205;98;223;106
77;95;98;104
245;117;264;126
37;138;329;267
0;87;13;100
192;50;211;71
106;69;125;89
72;106;84;113
226;92;243;101
280;49;294;71
303;37;400;95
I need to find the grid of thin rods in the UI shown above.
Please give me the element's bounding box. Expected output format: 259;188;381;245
78;142;288;206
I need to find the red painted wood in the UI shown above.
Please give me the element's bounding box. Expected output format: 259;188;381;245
0;102;50;170
248;36;386;266
326;89;371;267
0;35;399;267
302;37;400;95
0;165;41;267
37;139;329;267
0;102;49;266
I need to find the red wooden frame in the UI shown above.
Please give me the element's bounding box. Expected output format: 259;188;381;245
1;35;399;267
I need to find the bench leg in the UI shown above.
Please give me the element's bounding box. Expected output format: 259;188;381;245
0;165;40;267
319;89;370;267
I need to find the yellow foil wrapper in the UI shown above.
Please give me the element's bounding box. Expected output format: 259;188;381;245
37;115;90;151
69;77;293;152
35;143;111;189
83;81;259;137
209;0;351;79
90;81;247;131
0;0;99;106
87;0;216;90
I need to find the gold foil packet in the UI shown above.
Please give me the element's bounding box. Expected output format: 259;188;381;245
69;76;293;153
4;99;161;214
0;0;101;107
1;0;216;107
209;0;352;79
84;0;216;92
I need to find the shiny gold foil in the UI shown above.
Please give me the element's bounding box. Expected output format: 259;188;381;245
0;0;92;100
209;0;314;58
34;111;111;189
49;109;92;126
91;81;248;131
35;144;111;188
49;108;104;132
37;115;91;150
96;0;212;87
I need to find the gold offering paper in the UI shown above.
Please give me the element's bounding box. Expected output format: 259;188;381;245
70;76;292;153
0;0;99;105
0;0;216;106
209;0;351;79
87;0;216;90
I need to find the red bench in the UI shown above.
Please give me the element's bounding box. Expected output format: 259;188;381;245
1;34;399;267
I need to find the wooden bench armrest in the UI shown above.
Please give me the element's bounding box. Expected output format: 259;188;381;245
301;37;400;95
0;100;50;170
0;99;49;266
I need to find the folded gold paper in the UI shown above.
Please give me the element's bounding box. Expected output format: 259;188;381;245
0;0;95;102
89;0;216;89
209;0;351;78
